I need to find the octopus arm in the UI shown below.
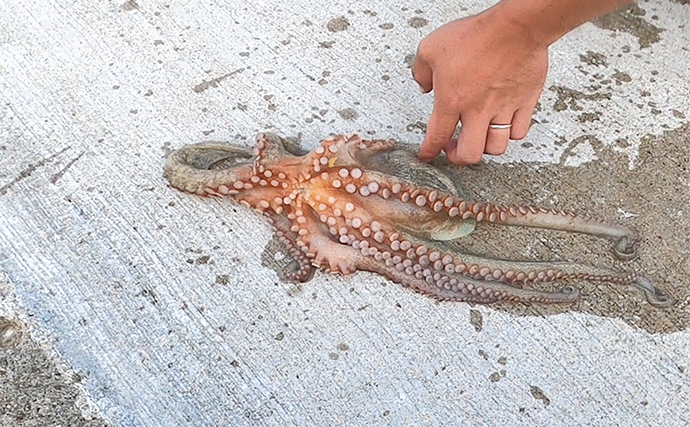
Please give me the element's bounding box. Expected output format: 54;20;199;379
264;209;315;282
345;168;638;260
359;255;581;304
164;142;254;196
486;209;638;259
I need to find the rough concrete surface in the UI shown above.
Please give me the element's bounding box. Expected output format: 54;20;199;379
0;0;689;426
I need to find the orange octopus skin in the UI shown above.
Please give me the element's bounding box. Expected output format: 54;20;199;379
163;133;670;307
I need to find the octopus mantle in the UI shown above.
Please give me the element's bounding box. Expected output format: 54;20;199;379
164;133;670;307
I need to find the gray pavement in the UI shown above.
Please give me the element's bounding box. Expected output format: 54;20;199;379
1;1;689;426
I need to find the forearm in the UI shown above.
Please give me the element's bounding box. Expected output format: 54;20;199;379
487;0;635;47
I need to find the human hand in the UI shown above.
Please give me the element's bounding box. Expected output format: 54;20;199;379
412;7;549;165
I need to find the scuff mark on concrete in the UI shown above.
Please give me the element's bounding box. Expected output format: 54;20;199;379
408;17;428;28
0;146;71;195
337;108;359;121
469;309;483;332
530;386;551;406
50;151;85;184
119;0;139;12
193;68;246;94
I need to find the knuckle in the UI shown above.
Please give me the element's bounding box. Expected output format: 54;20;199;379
471;100;488;114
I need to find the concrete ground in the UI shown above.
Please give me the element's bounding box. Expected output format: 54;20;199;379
1;0;689;426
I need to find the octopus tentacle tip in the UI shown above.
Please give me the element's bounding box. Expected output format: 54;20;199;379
561;285;577;294
631;276;674;308
292;267;316;283
644;287;674;308
614;236;638;261
559;286;581;301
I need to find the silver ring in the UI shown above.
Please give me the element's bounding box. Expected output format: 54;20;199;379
489;123;512;130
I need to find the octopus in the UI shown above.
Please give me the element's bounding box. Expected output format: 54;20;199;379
164;133;670;307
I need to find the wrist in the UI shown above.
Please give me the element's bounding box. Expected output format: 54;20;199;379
484;0;635;47
484;0;563;48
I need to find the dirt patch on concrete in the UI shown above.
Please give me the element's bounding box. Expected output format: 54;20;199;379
326;17;350;32
454;123;690;333
0;318;107;427
593;3;664;48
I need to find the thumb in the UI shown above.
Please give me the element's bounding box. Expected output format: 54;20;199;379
411;55;433;93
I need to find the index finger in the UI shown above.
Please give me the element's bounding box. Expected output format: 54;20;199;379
418;106;459;160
